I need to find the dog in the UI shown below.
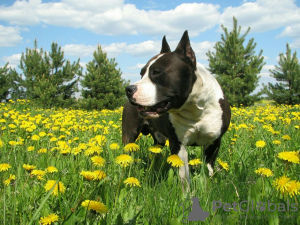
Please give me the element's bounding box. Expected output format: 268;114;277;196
122;31;231;191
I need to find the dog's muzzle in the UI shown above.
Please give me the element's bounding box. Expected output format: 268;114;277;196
125;85;137;101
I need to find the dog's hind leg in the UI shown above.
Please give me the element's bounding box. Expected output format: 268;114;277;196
204;137;221;176
178;145;190;192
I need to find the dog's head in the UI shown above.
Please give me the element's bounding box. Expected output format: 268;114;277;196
126;31;197;119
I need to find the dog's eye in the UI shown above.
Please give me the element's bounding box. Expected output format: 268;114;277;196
151;69;161;76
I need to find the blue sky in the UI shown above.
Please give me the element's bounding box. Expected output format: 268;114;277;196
1;0;300;94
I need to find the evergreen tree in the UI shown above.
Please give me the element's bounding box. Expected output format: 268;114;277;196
264;43;300;104
0;63;22;101
207;17;265;106
19;40;82;108
81;45;129;110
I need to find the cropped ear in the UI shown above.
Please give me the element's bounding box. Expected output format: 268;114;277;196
160;36;171;54
175;30;196;69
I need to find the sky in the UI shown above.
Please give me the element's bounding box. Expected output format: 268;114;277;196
1;0;300;94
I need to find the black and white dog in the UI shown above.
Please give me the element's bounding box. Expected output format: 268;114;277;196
122;31;231;190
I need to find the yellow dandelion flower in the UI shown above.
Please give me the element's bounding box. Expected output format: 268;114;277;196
115;154;134;168
92;170;106;181
254;167;273;177
81;200;108;214
44;180;66;196
23;164;36;172
46;166;58;173
31;134;40;141
255;140;266;148
285;180;300;197
50;137;57;142
165;140;169;147
31;170;46;180
39;213;59;225
188;159;202;166
91;156;106;167
80;171;95;181
0;139;3;147
167;155;184;168
39;132;47;137
3;174;16;186
273;175;291;194
272;140;281;145
9;141;18;146
27;146;35;151
0;163;11;172
94;135;107;146
278;151;300;164
148;145;162;154
38;148;47;154
282;135;291;140
124;143;140;152
124;177;141;187
217;158;229;171
109;143;120;150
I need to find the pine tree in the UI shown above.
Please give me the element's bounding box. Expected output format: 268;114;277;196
81;45;129;110
0;63;22;101
19;40;82;108
264;43;300;104
207;17;265;106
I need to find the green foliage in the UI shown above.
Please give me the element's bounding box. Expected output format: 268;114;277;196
19;40;82;108
264;43;300;105
0;63;22;101
207;17;265;106
81;45;129;110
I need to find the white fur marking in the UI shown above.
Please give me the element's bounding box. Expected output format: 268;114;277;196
207;163;214;176
132;54;164;106
178;145;190;187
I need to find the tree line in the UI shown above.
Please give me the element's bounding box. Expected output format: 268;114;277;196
0;18;299;108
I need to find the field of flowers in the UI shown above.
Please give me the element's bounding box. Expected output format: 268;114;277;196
0;99;299;224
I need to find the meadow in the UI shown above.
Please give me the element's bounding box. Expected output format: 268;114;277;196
0;99;299;224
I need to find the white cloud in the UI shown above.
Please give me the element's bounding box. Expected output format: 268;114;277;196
62;44;96;58
0;1;220;36
221;0;300;33
259;65;275;77
1;53;22;68
0;25;22;47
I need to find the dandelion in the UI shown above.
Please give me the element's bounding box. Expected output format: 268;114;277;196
109;143;120;150
93;170;106;181
0;139;3;147
46;166;58;173
0;163;11;172
39;131;47;137
38;148;47;154
273;175;291;194
188;159;202;166
285;180;300;197
282;135;291;140
167;155;184;167
255;140;266;148
44;180;66;196
27;146;35;151
80;171;95;181
217;159;229;171
91;156;106;167
94;135;107;146
50;137;57;142
9;141;18;146
115;154;134;168
81;200;108;214
31;134;40;141
124;143;140;152
148;145;163;154
272;140;281;145
31;170;46;180
3;174;16;186
278;151;300;164
23;164;36;172
254;167;273;177
39;213;59;225
124;177;141;187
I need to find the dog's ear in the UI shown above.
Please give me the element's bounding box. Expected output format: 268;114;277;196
175;30;196;69
160;36;171;54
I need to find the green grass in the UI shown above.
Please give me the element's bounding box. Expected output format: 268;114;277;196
0;100;299;224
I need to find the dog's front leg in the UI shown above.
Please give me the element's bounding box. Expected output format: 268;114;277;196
178;145;190;192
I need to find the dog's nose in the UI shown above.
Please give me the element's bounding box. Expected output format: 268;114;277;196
126;85;137;97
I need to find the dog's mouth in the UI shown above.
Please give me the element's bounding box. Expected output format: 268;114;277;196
136;101;172;118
